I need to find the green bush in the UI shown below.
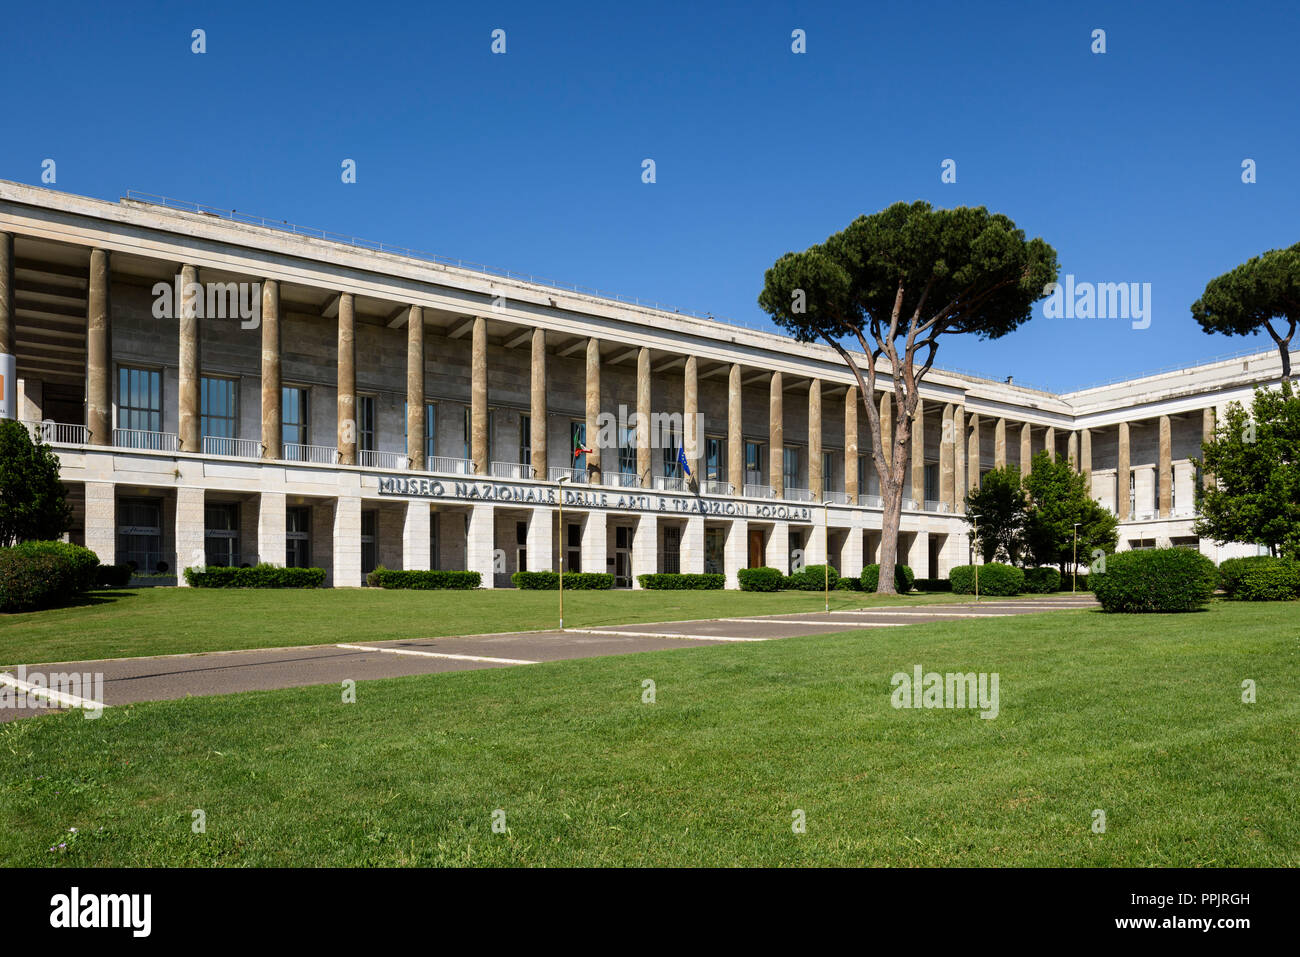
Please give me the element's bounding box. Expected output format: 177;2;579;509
1057;572;1090;591
1023;566;1061;594
510;570;614;590
737;567;783;592
912;577;952;592
949;563;1024;596
1090;548;1217;613
184;564;327;588
1217;556;1300;601
366;568;481;589
636;573;725;590
860;563;914;593
834;576;862;591
786;564;839;591
95;564;133;588
0;540;101;612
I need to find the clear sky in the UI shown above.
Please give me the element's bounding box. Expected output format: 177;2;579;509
2;0;1295;392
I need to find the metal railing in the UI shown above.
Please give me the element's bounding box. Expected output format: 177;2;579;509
743;483;774;499
430;456;475;475
490;461;534;480
203;435;261;458
22;420;88;445
785;487;815;502
702;480;734;496
654;475;687;492
859;494;883;508
114;428;180;452
360;449;408;470
823;490;849;505
548;466;588;484
283;443;339;464
609;471;640;488
923;499;950;513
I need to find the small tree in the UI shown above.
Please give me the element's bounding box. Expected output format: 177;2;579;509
1194;387;1300;559
1021;451;1117;571
758;202;1057;593
1191;243;1299;389
0;420;72;547
963;465;1026;563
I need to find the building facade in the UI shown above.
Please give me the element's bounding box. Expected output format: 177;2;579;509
0;182;1280;587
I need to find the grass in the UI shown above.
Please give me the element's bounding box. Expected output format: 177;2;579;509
0;586;979;665
0;601;1294;867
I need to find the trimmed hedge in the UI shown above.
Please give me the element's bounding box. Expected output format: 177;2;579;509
785;564;839;591
0;540;101;613
1023;566;1061;594
511;570;614;590
367;568;481;589
950;563;1025;596
1090;548;1217;613
636;573;725;590
860;563;914;593
1058;573;1091;592
913;577;952;592
95;563;133;588
1217;556;1300;601
834;576;862;591
738;566;783;592
183;564;326;588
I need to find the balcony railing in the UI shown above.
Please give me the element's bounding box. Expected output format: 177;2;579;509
923;499;950;513
785;487;815;502
360;449;408;470
859;494;883;508
743;483;774;499
429;456;475;475
823;490;849;505
1171;505;1196;518
203;435;261;458
702;479;734;496
283;443;339;464
549;466;588;484
490;461;535;480
22;420;88;445
654;474;686;492
609;471;640;488
114;428;180;452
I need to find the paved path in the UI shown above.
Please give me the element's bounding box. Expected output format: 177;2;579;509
0;595;1097;721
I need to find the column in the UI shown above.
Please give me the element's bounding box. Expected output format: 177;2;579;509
841;519;864;578
994;416;1006;469
632;514;658;587
530;328;547;480
337;293;356;465
683;355;699;486
769;372;784;496
845;385;859;501
1080;428;1092;474
1117;422;1131;520
0;232;12;369
87;249;112;446
329;495;358;585
879;391;892;472
767;523;790;574
724;518;748;589
808;378;822;499
807;514;827;565
83;481;116;565
1202;407;1215;489
526;506;554;572
260;279;281;459
585;338;601;484
175;486;205;585
1158;414;1172;518
682;514;705;574
467;502;495;588
403;501;431;571
259;490;287;568
580;509;606;577
727;364;742;491
910;530;931;579
636;346;651;487
403;306;425;469
1020;422;1032;471
1044;426;1057;462
967;413;980;490
939;403;955;509
471;316;488;474
1068;431;1079;470
912;399;925;506
952;405;965;513
178;264;201;453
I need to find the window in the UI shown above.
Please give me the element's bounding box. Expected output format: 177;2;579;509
706;436;725;482
662;422;682;478
572;422;587;472
783;446;800;491
823;450;837;491
859;454;871;487
204;503;240;567
566;522;582;572
924;463;939;504
704;527;725;575
358;396;376;453
429;512;440;571
745;441;765;486
618;426;636;478
463;408;472;461
282;387;309;447
519;414;532;468
1128;472;1136;519
117;498;163;574
286;507;311;567
516;521;528;573
403;401;437;460
118;367;162;433
663;526;681;574
200;377;238;439
360;510;378;575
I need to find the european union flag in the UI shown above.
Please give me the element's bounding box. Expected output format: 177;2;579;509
676;446;691;477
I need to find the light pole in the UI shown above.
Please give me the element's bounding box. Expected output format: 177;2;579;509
1073;522;1081;594
970;513;981;603
823;499;830;613
557;473;571;630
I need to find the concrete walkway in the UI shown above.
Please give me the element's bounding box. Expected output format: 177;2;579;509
0;595;1097;721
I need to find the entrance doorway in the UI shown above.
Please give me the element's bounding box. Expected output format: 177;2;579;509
747;529;765;568
614;525;633;587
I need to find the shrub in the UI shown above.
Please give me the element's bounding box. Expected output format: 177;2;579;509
366;568;481;589
1057;572;1090;591
913;577;952;592
636;573;725;590
1023;566;1061;594
949;563;1024;596
737;566;783;592
95;564;133;588
834;576;862;590
1217;556;1300;601
1090;548;1217;613
0;540;101;612
510;570;614;590
860;563;914;593
184;564;326;588
786;564;839;591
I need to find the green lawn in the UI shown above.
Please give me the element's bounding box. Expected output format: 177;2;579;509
1;601;1294;866
0;586;978;665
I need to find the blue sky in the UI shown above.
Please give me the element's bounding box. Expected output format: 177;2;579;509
2;0;1295;391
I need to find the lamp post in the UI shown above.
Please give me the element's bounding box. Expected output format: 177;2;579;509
1073;522;1081;594
557;473;571;630
823;499;830;613
970;513;981;603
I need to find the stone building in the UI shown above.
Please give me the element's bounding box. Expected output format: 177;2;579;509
0;182;1279;587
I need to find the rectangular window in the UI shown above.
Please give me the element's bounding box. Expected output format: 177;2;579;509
859;454;871;487
706;436;725;482
117;498;163;575
572;422;587;472
204;503;240;567
358;396;376;453
360;510;378;575
704;527;725;575
663;526;681;574
286;506;311;568
519;414;532;468
924;463;939;504
618;426;637;478
662;422;682;478
566;522;582;573
823;450;837;491
783;446;800;491
745;441;765;486
200;377;238;439
282;387;310;448
429;512;440;571
118;367;162;433
463;408;472;461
